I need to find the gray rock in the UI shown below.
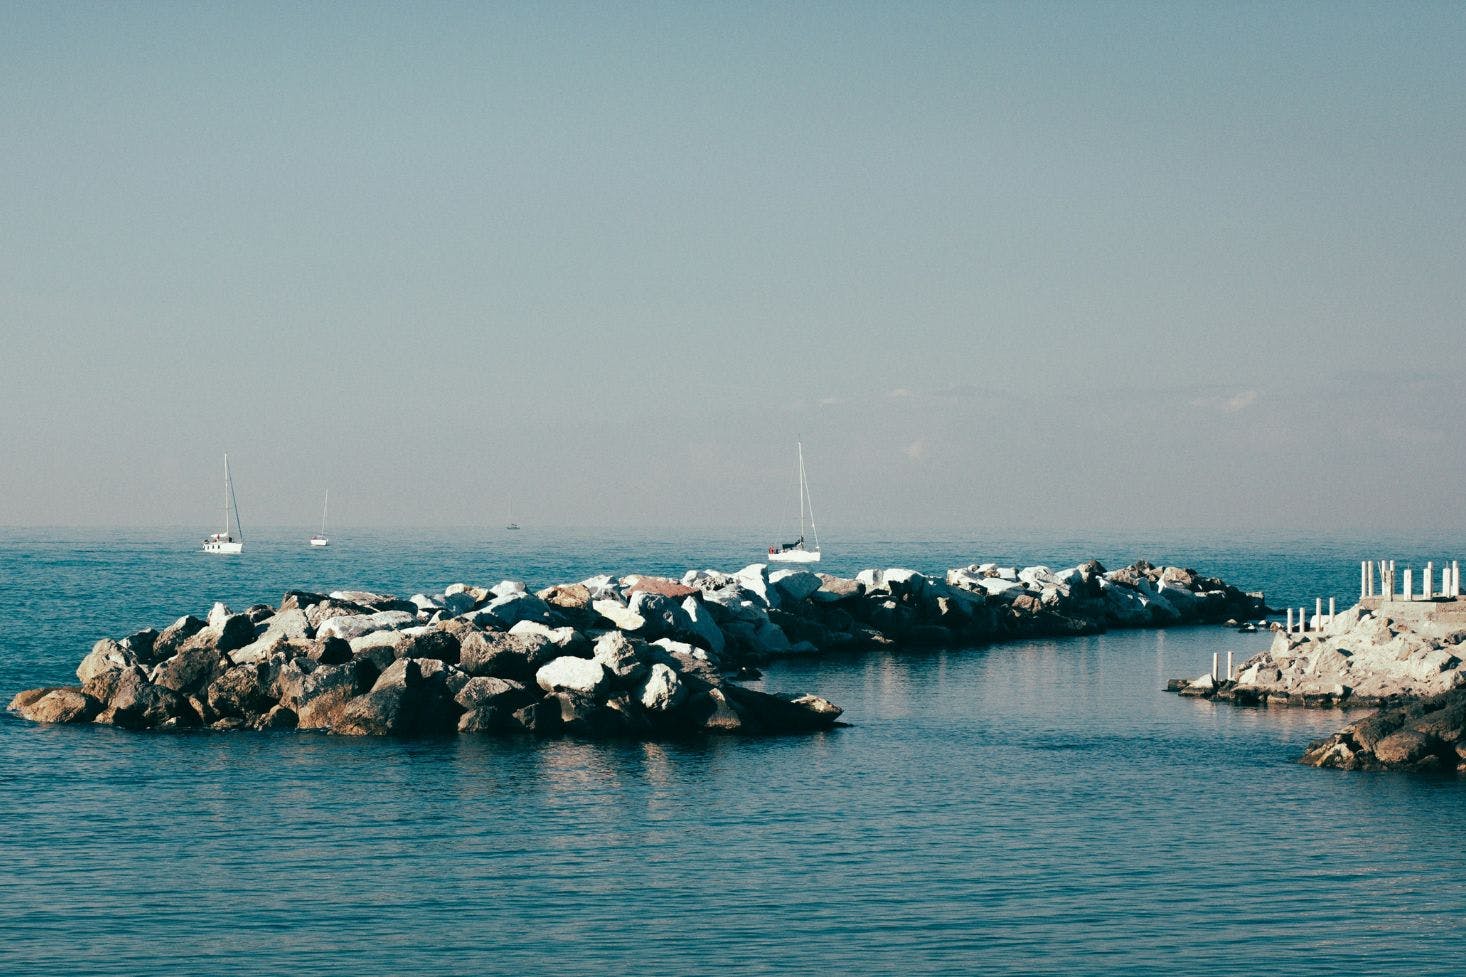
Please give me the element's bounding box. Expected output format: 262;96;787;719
592;632;648;683
459;631;557;680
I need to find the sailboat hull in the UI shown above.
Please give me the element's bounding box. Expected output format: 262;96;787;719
204;540;244;554
309;537;329;547
769;549;820;564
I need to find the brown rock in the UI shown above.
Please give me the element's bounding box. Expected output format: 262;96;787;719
9;687;101;724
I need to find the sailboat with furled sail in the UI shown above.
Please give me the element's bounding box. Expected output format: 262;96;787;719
202;454;245;554
767;440;821;563
310;490;329;547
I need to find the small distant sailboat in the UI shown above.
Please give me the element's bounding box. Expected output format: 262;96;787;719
310;491;330;547
768;440;820;563
505;496;520;531
203;454;245;554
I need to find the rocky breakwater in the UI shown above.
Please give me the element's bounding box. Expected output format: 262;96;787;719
9;559;1266;739
1170;598;1466;708
1300;686;1466;772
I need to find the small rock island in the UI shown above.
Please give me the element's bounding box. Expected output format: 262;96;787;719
10;559;1269;739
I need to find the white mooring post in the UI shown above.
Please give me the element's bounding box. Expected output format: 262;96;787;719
1404;568;1414;602
1315;598;1323;629
1361;561;1368;599
1454;560;1461;598
1425;562;1434;600
1226;650;1234;681
1211;652;1219;681
1329;596;1336;625
1286;608;1294;632
1386;560;1396;600
1298;606;1306;632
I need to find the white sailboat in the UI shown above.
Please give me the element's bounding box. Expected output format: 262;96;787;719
768;441;821;563
505;496;519;531
310;491;329;546
202;454;245;554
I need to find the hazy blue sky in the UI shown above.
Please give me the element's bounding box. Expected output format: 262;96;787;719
2;1;1462;533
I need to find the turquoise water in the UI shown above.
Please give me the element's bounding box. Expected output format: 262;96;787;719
2;528;1465;976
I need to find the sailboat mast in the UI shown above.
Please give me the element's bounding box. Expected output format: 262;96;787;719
800;442;819;550
796;441;807;539
322;490;329;534
223;454;231;536
228;460;244;542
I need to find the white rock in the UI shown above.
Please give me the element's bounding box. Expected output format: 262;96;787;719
206;601;233;629
637;662;685;712
316;610;417;641
490;580;526;599
593;599;646;632
735;563;776;607
535;656;610;696
680;596;726;655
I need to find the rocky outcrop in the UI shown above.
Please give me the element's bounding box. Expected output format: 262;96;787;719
1170;598;1466;707
10;557;1263;740
1301;686;1466;772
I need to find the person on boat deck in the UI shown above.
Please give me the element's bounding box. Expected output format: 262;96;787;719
781;536;805;551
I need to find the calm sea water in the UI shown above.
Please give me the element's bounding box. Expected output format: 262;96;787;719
3;527;1465;976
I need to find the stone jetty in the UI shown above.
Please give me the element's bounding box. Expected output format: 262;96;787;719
9;559;1269;739
1170;596;1466;708
1167;576;1466;772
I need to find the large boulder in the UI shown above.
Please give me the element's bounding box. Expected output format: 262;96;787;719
635;663;685;712
8;687;101;724
152;645;225;697
592;632;648;684
205;664;274;720
152;615;206;660
316;610;417;642
592;599;646;632
769;569;823;604
77;638;138;685
459;631;558;681
535;656;610;697
100;668;198;729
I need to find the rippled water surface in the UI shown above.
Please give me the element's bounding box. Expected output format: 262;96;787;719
3;527;1465;976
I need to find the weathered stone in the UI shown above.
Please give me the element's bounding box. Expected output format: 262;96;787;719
538;583;591;611
536;656;610;696
459;631;556;680
256;705;298;730
512;697;562;735
77;638;137;685
205;664;273;719
592;631;648;683
153;615;206;660
317;610;417;642
152;646;225;697
592;598;646;632
625;575;699;599
9;687;100;724
636;662;684;712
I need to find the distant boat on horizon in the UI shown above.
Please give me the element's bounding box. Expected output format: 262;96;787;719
202;453;245;554
768;440;820;564
310;490;330;547
505;496;520;531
